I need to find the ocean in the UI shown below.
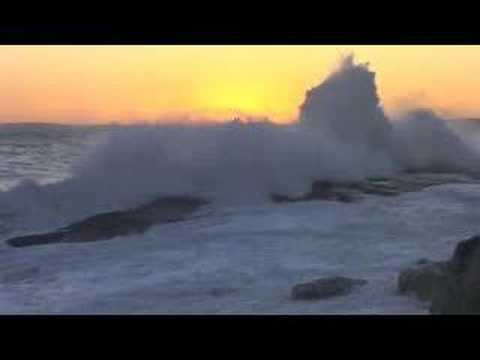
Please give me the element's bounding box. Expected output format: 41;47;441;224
2;57;480;314
0;123;109;192
1;122;480;314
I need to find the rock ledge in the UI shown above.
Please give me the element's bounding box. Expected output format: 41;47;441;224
291;276;367;301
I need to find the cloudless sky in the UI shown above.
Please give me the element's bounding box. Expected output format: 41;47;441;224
1;45;480;124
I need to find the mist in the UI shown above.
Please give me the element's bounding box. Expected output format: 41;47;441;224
2;54;480;232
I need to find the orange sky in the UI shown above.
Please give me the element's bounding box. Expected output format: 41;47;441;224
1;45;480;124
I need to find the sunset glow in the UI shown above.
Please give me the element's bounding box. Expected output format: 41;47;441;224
2;45;480;124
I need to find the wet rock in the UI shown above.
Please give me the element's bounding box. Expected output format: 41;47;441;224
271;172;477;204
270;193;302;203
431;235;480;314
6;196;208;248
449;235;480;274
398;260;448;302
416;258;430;265
306;181;358;202
309;181;338;200
291;276;367;300
397;235;480;314
207;287;237;297
271;181;358;203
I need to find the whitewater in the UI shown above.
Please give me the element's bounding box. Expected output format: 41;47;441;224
1;55;480;313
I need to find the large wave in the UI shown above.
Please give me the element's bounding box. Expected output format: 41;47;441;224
1;55;479;233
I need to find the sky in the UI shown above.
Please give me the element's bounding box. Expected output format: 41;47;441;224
1;45;480;124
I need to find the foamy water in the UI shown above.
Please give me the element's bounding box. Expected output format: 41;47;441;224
1;184;480;314
1;56;480;313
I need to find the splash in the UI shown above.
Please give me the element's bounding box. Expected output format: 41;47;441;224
1;55;479;233
391;109;480;173
300;55;392;148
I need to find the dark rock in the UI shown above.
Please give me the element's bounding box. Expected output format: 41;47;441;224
449;235;480;274
397;235;480;314
271;182;358;204
271;173;476;205
397;260;448;302
416;258;430;265
431;235;480;314
310;181;335;199
270;193;301;203
207;287;236;297
306;181;358;202
291;276;367;300
430;273;466;314
6;196;208;248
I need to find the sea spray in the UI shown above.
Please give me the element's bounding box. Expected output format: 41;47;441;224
2;55;480;234
391;109;480;173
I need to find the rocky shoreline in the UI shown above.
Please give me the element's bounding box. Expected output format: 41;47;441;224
9;172;474;248
288;232;480;313
6;172;480;314
397;235;480;314
289;234;480;313
291;277;368;300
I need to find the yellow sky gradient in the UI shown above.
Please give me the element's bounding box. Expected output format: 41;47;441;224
1;45;480;124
